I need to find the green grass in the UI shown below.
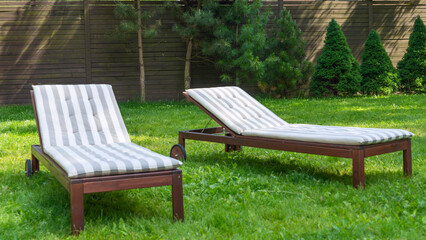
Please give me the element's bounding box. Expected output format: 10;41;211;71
0;94;425;239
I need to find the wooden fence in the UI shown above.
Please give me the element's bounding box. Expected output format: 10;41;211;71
0;0;425;105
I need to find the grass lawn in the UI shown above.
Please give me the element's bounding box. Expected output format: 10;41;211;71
0;94;425;239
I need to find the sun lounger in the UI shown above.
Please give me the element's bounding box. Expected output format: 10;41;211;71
174;86;413;188
27;84;184;234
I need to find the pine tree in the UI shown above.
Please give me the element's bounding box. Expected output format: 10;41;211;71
310;19;361;96
397;16;426;92
200;0;271;85
112;2;160;101
361;30;399;95
171;0;219;89
260;7;313;98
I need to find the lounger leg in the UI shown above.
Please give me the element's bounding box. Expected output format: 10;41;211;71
172;171;184;222
225;144;242;152
225;144;232;152
70;183;84;235
225;133;241;152
403;139;412;177
352;150;365;189
178;132;185;148
31;154;39;174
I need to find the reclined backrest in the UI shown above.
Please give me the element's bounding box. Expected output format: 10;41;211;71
186;86;288;134
32;84;130;148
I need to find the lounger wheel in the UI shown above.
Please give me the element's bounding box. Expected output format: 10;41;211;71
170;144;186;161
25;159;32;177
225;144;242;152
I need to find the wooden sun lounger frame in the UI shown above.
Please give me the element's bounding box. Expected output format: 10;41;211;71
180;92;412;188
29;91;184;235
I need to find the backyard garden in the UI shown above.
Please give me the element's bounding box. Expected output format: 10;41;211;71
0;94;425;239
0;0;425;239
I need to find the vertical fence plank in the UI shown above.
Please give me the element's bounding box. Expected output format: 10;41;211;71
0;0;425;105
84;0;92;83
368;0;373;32
278;0;283;12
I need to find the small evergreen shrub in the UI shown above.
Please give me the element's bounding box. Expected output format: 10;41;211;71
310;19;361;97
260;7;313;98
397;16;426;92
361;30;399;95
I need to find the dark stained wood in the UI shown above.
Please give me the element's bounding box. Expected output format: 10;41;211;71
187;127;224;134
78;169;179;183
172;170;184;221
181;91;413;188
363;139;408;157
31;91;43;152
352;149;365;188
1;0;426;104
70;183;84;234
31;153;40;173
178;131;185;148
182;92;237;137
181;130;355;158
31;145;71;191
403;139;412;177
367;0;374;31
83;175;173;194
84;0;92;83
30;89;184;235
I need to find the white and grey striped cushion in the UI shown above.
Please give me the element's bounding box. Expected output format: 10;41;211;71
44;143;182;178
33;84;130;147
243;124;413;145
33;84;182;178
186;86;288;134
186;86;414;145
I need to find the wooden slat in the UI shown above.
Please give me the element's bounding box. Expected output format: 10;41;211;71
1;0;425;104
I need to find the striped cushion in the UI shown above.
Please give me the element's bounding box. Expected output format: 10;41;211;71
44;143;182;178
186;86;414;145
33;84;182;178
33;84;130;147
243;124;414;145
186;86;288;134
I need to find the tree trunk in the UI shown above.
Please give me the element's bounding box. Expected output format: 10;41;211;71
184;37;193;90
137;0;145;101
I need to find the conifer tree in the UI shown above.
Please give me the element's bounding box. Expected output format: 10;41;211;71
200;0;271;85
171;0;218;89
171;0;312;97
310;19;361;96
261;7;313;98
397;16;426;92
112;2;160;101
361;29;399;95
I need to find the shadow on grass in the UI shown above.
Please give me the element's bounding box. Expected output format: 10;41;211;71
0;105;33;122
0;170;174;237
0;122;37;135
187;150;408;187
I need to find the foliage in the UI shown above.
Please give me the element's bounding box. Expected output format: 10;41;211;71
0;94;425;239
171;0;217;42
169;0;219;89
171;1;313;97
111;2;160;48
397;16;426;93
360;30;399;95
310;19;361;97
200;0;272;85
260;7;313;98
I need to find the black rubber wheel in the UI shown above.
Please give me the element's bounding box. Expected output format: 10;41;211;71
170;144;186;161
25;159;32;177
